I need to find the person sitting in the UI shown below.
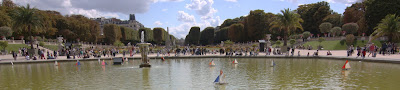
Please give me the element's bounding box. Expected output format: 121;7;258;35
26;55;30;60
327;50;332;56
313;50;319;56
47;54;55;59
33;56;37;60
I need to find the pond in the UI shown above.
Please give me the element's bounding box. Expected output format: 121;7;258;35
1;58;399;89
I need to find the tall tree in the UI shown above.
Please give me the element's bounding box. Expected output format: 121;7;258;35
199;27;215;45
297;1;331;34
228;23;245;42
270;8;303;46
103;24;121;44
246;10;267;41
12;4;42;49
153;27;166;45
343;3;367;35
365;0;400;35
184;27;200;45
371;14;400;42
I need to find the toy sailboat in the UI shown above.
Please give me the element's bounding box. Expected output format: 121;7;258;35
271;60;276;67
76;60;81;66
161;57;165;61
232;59;238;64
342;60;351;70
54;61;59;66
209;60;216;66
214;70;228;85
11;61;13;66
102;60;107;66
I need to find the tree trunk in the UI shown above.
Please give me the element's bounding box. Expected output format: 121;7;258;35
283;29;288;46
29;25;34;49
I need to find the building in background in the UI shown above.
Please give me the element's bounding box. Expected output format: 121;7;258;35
91;14;144;35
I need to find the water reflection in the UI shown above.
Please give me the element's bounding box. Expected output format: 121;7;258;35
1;58;400;89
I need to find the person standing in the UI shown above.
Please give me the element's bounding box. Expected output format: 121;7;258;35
12;51;17;60
368;43;375;57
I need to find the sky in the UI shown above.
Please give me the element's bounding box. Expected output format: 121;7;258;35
2;0;362;38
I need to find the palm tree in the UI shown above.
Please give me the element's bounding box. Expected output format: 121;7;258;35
371;14;400;42
270;8;303;46
12;4;42;49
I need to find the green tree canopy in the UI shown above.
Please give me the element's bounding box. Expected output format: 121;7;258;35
270;8;303;46
0;26;13;37
342;23;359;35
371;14;400;42
319;22;332;34
365;0;400;35
104;24;121;44
330;27;342;37
199;27;215;45
297;1;332;34
184;27;201;45
228;23;245;42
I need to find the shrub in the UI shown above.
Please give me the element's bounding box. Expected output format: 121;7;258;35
302;31;311;39
289;39;296;45
342;23;359;35
275;40;281;46
346;34;355;45
340;40;345;45
0;41;8;50
39;41;45;46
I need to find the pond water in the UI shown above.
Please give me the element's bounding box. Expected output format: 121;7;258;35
1;58;400;89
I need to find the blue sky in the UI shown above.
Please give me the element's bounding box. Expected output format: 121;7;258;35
5;0;361;38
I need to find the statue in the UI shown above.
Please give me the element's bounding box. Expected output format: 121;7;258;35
138;31;151;68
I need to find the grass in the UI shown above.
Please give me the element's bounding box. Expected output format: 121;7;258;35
43;45;59;51
5;44;29;52
302;40;382;50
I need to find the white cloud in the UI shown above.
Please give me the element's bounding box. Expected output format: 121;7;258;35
169;0;222;38
162;9;168;12
225;0;237;2
154;21;163;26
9;0;180;18
177;11;196;22
185;0;217;20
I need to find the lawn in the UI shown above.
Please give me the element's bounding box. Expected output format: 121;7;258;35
43;45;59;51
5;44;29;52
302;40;382;50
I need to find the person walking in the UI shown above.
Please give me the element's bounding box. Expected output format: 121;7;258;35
368;43;375;57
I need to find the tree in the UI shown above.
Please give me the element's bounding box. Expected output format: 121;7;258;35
246;10;273;41
371;14;400;42
12;4;43;49
302;31;311;39
138;28;153;43
319;22;332;35
103;24;121;44
184;27;200;45
365;0;400;35
343;3;367;35
297;1;332;34
0;10;12;27
199;27;215;45
214;27;229;44
0;41;8;51
270;8;303;46
153;27;166;44
121;26;139;43
330;27;342;37
0;26;13;37
323;13;342;27
318;37;325;47
342;23;359;35
228;23;245;42
275;40;281;46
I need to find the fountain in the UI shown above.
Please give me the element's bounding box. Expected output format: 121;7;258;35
138;31;151;68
